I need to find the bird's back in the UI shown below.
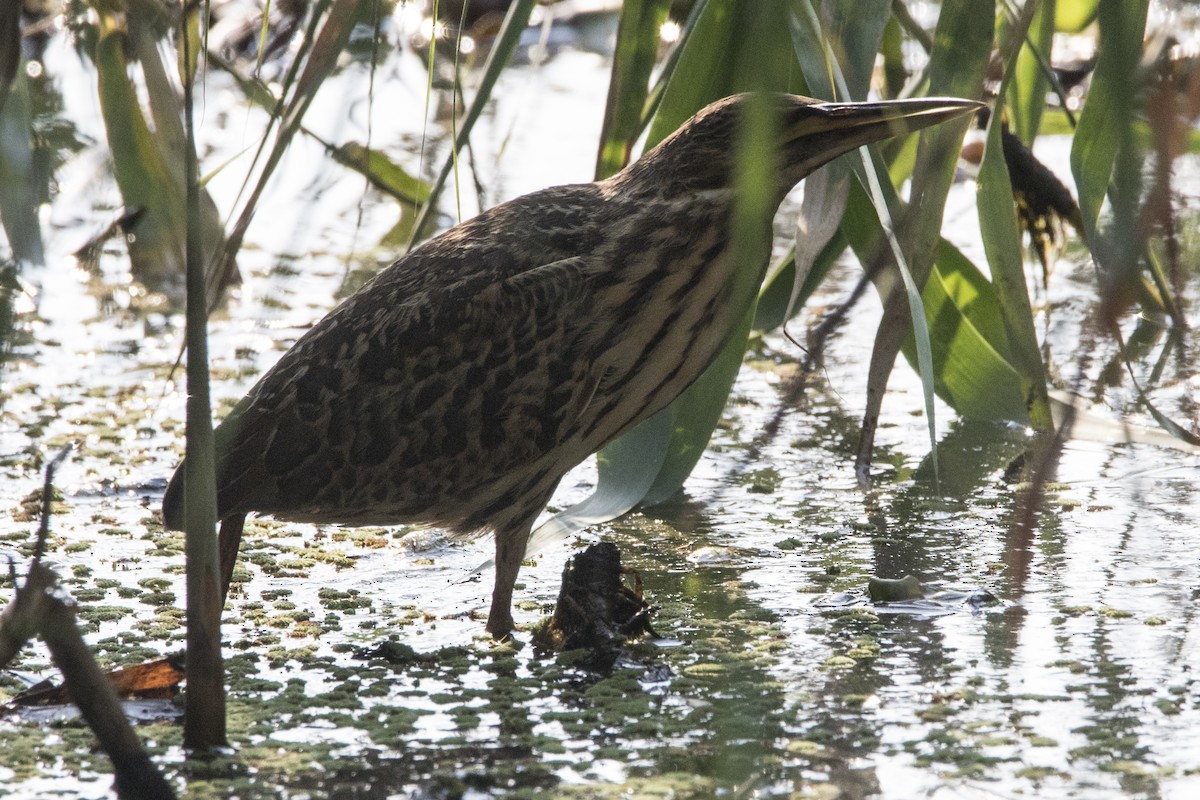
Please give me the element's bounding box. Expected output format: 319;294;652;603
163;169;748;536
163;183;613;532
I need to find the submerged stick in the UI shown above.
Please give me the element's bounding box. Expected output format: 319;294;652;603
30;442;75;567
0;447;176;799
35;564;177;800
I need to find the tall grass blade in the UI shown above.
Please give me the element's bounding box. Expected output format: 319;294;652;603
409;0;537;248
628;92;781;509
524;411;672;556
0;0;17;115
330;142;433;205
792;0;976;483
825;173;1030;423
595;0;673;180
790;0;890;99
179;2;226;751
133;9;228;297
1070;0;1148;249
846;0;991;482
753;234;845;333
93;12;187;286
209;0;358;302
646;0;803;144
640;305;756;506
0;66;44;266
781;0;887;328
912;240;1028;421
1009;0;1055;144
1055;0;1098;32
615;0;802;506
978;0;1052;430
255;0;273;74
530;0;803;548
641;0;709;127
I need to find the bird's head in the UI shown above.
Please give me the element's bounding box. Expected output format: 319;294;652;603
619;92;982;199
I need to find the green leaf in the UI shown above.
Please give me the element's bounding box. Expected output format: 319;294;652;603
646;0;803;148
1054;0;1098;32
855;0;992;475
133;12;229;292
177;0;201;88
410;0;537;246
631;2;801;505
753;232;847;334
838;177;1028;424
0;0;19;115
913;242;1028;422
787;0;992;478
525;410;673;556
879;15;908;99
330;142;432;205
0;65;44;265
978;1;1052;430
778;0;884;335
595;0;673;179
533;0;805;538
1070;0;1148;247
788;0;890;100
641;305;756;506
1009;0;1055;144
593;90;787;512
94;12;188;285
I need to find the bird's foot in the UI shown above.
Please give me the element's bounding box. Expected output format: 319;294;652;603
484;606;515;640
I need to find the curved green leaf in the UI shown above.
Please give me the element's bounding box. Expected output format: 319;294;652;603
1054;0;1098;32
1070;0;1148;247
913;242;1027;422
1010;0;1055;145
409;0;537;245
645;0;804;148
753;232;847;333
533;0;805;536
95;13;187;284
979;0;1052;430
0;66;43;266
641;291;757;507
838;177;1028;424
525;410;673;556
595;0;673;180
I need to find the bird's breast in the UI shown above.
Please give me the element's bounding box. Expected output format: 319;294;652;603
566;197;757;455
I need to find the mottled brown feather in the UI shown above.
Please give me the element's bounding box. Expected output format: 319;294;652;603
161;93;980;636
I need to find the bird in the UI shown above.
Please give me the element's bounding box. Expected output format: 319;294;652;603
162;92;980;637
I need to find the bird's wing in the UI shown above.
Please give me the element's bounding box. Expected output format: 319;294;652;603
210;254;601;525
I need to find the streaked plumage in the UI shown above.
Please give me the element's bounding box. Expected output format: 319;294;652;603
163;93;979;636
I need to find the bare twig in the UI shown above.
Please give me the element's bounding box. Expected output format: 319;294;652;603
37;564;177;800
31;442;76;567
0;447;175;799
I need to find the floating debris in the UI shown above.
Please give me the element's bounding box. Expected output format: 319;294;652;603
535;542;655;665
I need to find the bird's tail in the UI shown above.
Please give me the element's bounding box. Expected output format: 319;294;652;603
161;463;186;531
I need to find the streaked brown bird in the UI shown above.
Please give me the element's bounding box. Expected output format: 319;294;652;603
163;93;979;637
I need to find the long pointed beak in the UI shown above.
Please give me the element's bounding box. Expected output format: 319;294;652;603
794;97;984;149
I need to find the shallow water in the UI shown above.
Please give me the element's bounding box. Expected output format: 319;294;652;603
2;13;1200;800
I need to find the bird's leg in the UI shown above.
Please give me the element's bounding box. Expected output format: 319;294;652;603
485;521;530;638
217;514;246;602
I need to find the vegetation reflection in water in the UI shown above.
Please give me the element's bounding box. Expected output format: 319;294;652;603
7;255;1198;798
1;251;1199;799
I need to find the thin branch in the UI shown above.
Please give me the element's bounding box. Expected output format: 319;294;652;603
31;442;76;568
